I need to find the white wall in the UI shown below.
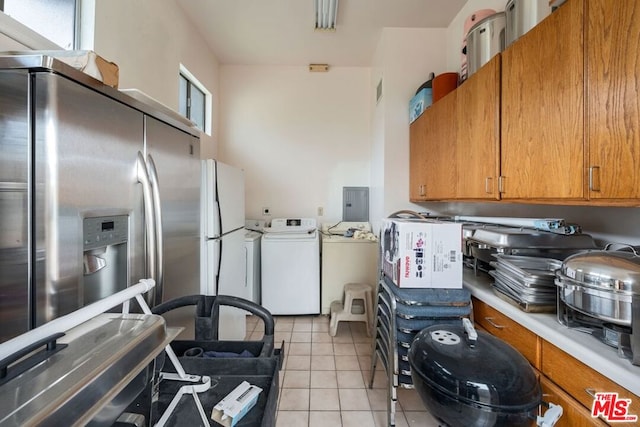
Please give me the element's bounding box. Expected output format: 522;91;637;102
92;0;221;158
218;65;371;223
369;41;386;232
0;8;60;50
0;33;29;50
369;27;449;231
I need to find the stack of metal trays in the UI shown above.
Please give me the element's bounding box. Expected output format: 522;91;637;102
489;254;562;312
466;226;597;273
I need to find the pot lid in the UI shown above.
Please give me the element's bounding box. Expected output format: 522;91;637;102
467;226;597;250
408;324;540;411
560;248;640;295
467;11;506;36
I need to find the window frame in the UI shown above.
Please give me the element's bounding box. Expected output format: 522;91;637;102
0;0;80;50
178;64;212;135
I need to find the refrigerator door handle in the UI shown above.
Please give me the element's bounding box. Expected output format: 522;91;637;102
136;151;157;307
146;154;164;306
214;239;222;295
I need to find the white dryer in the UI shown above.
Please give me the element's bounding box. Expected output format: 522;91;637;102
261;218;320;315
245;230;262;305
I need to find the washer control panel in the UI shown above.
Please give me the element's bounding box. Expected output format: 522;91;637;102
268;218;317;232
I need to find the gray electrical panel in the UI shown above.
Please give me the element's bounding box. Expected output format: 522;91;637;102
343;187;369;221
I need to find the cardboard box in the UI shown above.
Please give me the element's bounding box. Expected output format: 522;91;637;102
381;218;463;288
21;50;119;88
409;88;432;123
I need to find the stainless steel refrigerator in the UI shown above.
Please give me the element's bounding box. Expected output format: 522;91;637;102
0;55;201;344
201;159;247;340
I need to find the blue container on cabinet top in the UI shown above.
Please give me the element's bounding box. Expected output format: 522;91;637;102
409;88;432;123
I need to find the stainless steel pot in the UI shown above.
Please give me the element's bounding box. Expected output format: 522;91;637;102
466;12;506;77
505;0;551;47
555;246;640;365
555;247;640;326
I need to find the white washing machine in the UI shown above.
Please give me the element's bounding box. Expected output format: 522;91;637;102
245;230;262;305
261;218;320;315
321;222;379;315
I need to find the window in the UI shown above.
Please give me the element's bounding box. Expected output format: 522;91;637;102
1;0;78;49
178;66;211;134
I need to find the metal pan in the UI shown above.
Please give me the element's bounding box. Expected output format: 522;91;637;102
490;270;557;302
494;254;562;275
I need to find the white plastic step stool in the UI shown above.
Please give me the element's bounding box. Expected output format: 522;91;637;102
329;283;372;336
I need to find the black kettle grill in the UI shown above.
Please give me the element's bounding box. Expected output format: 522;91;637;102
408;319;562;427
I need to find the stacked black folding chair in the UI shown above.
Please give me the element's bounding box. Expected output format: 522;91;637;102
369;276;472;426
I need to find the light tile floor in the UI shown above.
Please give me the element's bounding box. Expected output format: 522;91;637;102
246;315;441;427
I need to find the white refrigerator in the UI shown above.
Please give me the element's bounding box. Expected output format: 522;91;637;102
201;159;247;340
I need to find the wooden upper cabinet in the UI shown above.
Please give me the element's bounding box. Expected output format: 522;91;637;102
409;90;457;201
500;0;586;200
456;55;501;200
422;91;457;200
409;112;429;201
408;0;640;204
587;0;640;200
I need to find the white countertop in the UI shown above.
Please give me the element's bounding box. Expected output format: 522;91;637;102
321;234;378;243
463;269;640;396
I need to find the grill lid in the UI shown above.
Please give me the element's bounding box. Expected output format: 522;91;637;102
409;323;541;411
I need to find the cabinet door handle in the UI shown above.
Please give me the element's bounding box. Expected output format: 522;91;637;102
498;176;505;193
485;177;492;194
484;317;505;329
585;388;597;398
589;166;601;192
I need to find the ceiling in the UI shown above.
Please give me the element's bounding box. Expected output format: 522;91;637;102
177;0;469;67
